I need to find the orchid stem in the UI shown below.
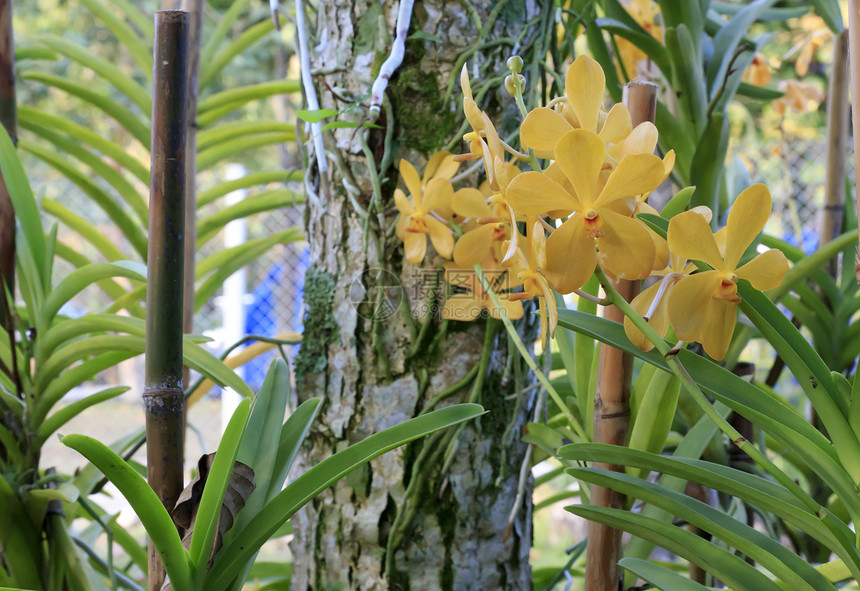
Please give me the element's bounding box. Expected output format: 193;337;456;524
476;265;588;442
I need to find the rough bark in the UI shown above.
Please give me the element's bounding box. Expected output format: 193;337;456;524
290;1;538;589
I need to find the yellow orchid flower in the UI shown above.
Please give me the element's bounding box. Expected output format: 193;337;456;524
505;222;558;342
520;55;632;159
458;65;505;189
615;0;662;80
623;206;713;351
395;158;456;264
772;79;825;116
452;188;510;268
506;129;667;293
666;184;789;360
742;53;772;87
442;262;523;321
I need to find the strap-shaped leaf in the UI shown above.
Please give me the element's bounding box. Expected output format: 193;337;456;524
195;230;303;310
197;170;302;207
618;558;711;591
19;106;150;182
61;434;193;590
20;141;148;259
37;35;151;114
0;127;46;286
200;0;254;69
38;351;138;419
79;0;151;76
197;121;296;152
206;404;485;590
25;124;148;224
198;132;295;171
42;199;126;262
563;443;860;581
566;505;782;591
200;17;283;88
21;71;150;145
706;0;776;93
37;314;145;362
38;386;129;442
196;190;304;247
571;467;836;590
39;262;146;329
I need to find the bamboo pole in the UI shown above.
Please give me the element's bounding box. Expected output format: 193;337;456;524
585;81;657;591
0;0;17;325
849;1;860;285
145;11;188;591
821;31;850;278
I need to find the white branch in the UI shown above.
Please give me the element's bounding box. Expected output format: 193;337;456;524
295;0;327;173
368;0;414;120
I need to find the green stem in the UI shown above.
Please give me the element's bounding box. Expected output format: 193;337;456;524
476;265;587;442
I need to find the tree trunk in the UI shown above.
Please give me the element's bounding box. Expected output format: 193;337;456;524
290;1;538;589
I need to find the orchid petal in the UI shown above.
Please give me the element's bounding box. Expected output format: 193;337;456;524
624;280;671;351
597;209;655;280
422;177;454;215
453;224;496;267
736;249;790;291
506;171;579;215
520;107;572;158
425;217;454;259
452;188;492;219
399;159;422;200
725;183;771;269
596;153;666;208
554;129;604;207
668;210;725;270
544;214;596;294
404;232;427;264
565;55;604;133
598;103;632;143
668;270;737;360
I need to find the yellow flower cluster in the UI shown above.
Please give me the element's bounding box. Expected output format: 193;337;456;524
393;54;789;358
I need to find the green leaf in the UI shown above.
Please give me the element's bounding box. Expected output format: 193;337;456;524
660;187;695;219
0;127;47;286
200;0;255;80
706;0;776;93
736;81;784;101
206;404;485;590
19;140;149;259
61;434;193;590
15;46;60;61
689;112;729;213
195;230;303;310
79;0;152;77
183;339;254;399
196;190;304;247
200;16;283;88
407;30;443;43
807;0;844;32
266;398;323;502
19;106;150;183
618;558;711;591
596;17;671;77
21;71;150;145
190;399;251;572
320;121;383;131
296;109;338;124
665;25;707;135
37;35;151;115
566;444;860;581
197;80;300;120
38;386;130;442
627;369;679;477
42;199;127;263
567;505;782;591
23;121;149;224
198;132;295;171
570;467;837;591
197;170;302;207
197;121;296;152
39;262;146;330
